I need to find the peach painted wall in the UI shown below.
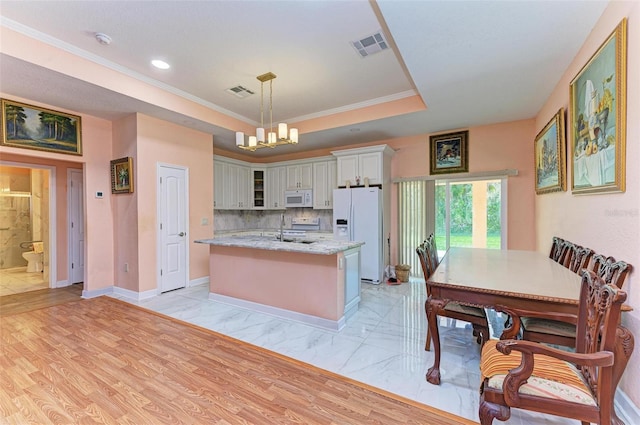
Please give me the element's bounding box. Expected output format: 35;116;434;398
112;115;139;291
135;114;213;292
535;1;640;405
0;95;115;292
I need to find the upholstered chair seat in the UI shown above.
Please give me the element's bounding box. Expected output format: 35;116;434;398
480;340;596;406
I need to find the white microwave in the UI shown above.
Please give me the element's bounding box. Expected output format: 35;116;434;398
285;189;313;208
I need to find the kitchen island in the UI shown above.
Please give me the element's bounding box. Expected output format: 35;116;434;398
195;235;363;330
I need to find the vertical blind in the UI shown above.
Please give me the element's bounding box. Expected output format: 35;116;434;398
397;180;435;277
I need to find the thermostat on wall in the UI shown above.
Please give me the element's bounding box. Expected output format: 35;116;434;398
95;191;104;199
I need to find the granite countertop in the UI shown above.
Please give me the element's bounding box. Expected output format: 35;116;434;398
195;235;363;255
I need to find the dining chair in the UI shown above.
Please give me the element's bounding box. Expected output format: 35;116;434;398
565;244;594;273
592;254;633;289
416;236;489;351
503;254;632;348
549;236;570;264
548;236;565;260
479;270;633;425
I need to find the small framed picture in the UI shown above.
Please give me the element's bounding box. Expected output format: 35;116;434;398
429;130;468;175
535;108;566;195
111;157;134;194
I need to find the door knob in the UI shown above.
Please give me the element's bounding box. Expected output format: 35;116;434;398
179;232;185;237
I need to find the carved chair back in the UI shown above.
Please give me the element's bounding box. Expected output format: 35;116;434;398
566;244;594;273
549;236;566;262
416;241;432;280
426;233;439;273
591;254;633;289
574;271;627;394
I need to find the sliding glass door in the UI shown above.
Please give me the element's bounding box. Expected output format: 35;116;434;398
435;178;506;250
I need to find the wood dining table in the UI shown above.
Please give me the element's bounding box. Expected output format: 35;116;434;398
425;247;582;385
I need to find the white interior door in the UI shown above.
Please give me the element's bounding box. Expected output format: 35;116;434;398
159;164;188;293
68;169;84;284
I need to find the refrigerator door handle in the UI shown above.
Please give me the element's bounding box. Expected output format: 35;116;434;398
349;201;354;241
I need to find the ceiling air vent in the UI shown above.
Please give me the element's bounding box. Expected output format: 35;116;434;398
351;30;389;58
225;85;255;98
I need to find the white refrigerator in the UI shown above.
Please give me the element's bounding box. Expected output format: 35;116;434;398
333;187;383;284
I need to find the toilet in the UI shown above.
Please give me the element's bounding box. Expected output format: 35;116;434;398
22;242;44;272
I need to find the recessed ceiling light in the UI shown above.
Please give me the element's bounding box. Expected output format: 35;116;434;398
151;59;170;70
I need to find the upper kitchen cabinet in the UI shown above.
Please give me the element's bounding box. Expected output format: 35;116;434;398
286;163;313;190
213;158;227;209
266;166;287;209
214;156;250;210
251;168;266;209
227;163;250;209
313;160;336;209
332;145;395;187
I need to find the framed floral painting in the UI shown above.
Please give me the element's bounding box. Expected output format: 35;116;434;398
111;157;134;194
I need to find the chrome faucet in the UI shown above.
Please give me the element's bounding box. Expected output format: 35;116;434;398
279;213;285;241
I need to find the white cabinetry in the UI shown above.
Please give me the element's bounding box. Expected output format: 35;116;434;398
286;163;313;189
228;163;250;209
251;168;266;209
342;247;361;319
266;166;287;209
215;156;251;210
313;160;336;209
333;145;394;187
213;159;227;209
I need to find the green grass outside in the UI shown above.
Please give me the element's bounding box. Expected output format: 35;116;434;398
435;234;501;250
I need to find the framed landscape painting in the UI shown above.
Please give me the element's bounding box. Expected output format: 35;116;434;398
429;130;468;175
535;108;566;195
570;18;626;194
1;99;82;155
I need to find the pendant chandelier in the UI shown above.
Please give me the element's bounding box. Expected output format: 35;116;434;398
236;72;298;151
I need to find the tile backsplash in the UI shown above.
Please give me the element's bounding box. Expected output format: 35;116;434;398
213;209;333;232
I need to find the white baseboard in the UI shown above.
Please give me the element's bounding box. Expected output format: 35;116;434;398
208;293;347;331
82;286;113;299
616;389;640;424
55;279;70;288
189;276;209;287
113;286;157;302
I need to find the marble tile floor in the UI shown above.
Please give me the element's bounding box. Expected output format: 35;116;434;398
0;266;48;296
113;279;582;425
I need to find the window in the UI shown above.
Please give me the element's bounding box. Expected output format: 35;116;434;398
435;178;506;250
397;176;508;278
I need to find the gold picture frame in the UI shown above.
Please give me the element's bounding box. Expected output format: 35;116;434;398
1;98;82;155
111;157;134;194
429;130;469;175
535;108;566;195
569;18;626;194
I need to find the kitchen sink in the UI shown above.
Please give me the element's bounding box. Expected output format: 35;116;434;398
275;236;316;244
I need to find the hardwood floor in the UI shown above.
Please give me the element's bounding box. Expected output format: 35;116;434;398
0;284;83;316
0;296;475;424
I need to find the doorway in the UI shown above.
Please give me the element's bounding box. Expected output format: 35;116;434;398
0;162;55;296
